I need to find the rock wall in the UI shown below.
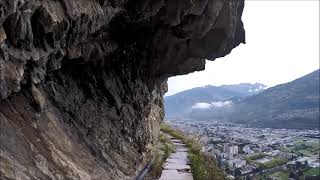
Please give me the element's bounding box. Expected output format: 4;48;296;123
0;0;245;179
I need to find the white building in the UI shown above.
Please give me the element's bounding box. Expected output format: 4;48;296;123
243;145;253;154
224;144;239;154
230;146;239;155
223;144;239;159
230;159;247;168
278;152;295;160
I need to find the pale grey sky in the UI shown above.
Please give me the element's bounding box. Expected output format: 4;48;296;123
166;0;319;96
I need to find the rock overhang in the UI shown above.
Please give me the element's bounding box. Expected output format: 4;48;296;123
0;0;245;100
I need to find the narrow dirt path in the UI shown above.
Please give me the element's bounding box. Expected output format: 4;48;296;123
159;135;193;180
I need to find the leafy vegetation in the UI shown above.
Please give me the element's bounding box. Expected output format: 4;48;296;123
271;171;289;180
245;153;287;169
245;153;267;161
161;123;226;180
304;168;320;176
279;140;320;157
146;133;175;179
259;158;287;169
293;141;320;156
158;133;176;158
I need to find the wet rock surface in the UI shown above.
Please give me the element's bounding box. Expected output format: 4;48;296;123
0;0;245;179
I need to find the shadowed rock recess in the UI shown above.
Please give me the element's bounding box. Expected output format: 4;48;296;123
0;0;245;179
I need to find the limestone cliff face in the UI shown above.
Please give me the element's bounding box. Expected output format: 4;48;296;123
0;0;245;179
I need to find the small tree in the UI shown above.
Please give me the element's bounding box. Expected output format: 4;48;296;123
289;170;299;179
245;174;252;180
225;164;231;174
296;161;302;169
234;168;242;177
289;171;295;178
304;160;308;168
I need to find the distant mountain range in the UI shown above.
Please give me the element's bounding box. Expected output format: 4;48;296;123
230;69;320;129
164;83;267;118
165;69;320;129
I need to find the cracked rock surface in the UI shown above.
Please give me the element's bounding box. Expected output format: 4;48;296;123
0;0;245;179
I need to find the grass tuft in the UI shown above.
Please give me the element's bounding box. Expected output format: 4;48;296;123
145;132;175;179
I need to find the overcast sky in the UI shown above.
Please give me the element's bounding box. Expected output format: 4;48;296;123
166;0;319;96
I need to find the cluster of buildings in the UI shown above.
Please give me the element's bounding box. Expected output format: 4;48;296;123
167;120;320;178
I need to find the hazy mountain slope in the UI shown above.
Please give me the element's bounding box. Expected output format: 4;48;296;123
230;69;320;129
164;83;266;118
165;70;319;129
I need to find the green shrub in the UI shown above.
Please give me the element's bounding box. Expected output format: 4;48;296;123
245;153;266;161
259;158;287;169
